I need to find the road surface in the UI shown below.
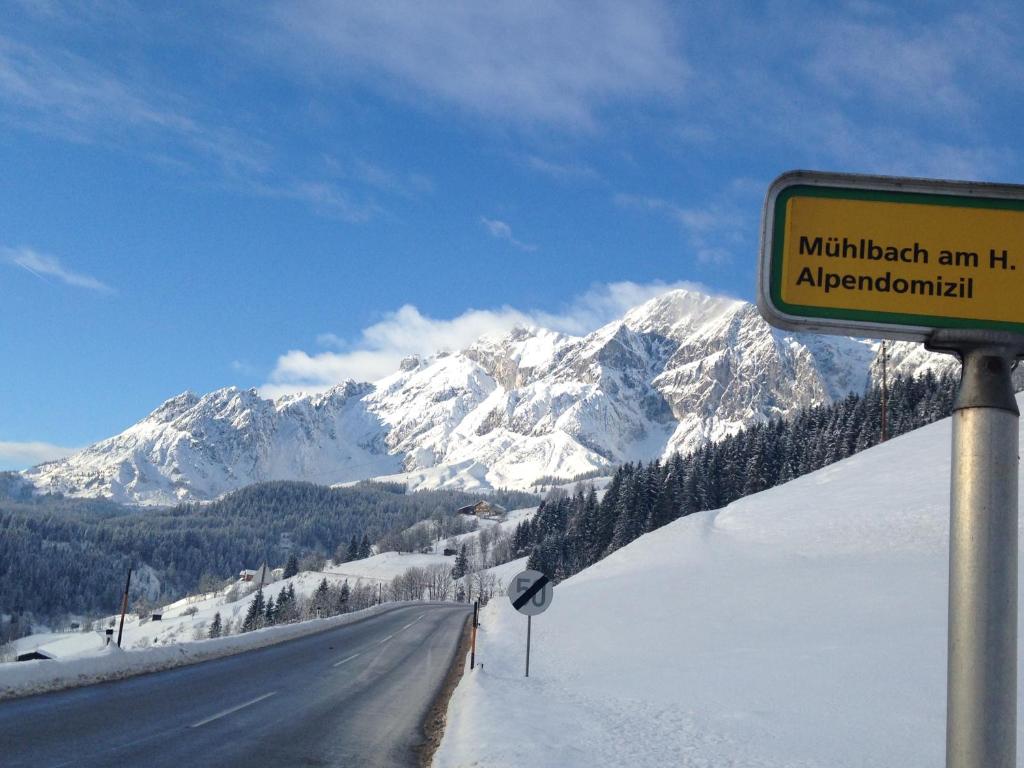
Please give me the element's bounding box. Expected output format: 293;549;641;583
0;603;470;767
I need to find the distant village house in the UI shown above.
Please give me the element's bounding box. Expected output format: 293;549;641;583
456;500;507;521
239;564;282;584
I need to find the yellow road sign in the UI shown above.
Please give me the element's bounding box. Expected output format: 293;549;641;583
758;171;1024;340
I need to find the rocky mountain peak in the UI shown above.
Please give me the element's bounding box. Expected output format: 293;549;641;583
22;288;956;505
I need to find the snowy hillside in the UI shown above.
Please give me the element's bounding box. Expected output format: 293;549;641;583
23;289;954;505
435;398;1024;767
8;506;536;662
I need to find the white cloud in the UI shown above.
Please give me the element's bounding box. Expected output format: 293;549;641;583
480;217;537;252
265;1;686;129
0;440;77;470
0;35;267;174
0;36;407;223
806;21;968;116
351;159;433;197
2;246;112;292
672;5;1019;181
274;181;380;223
230;359;258;376
614;192;746;265
526;156;600;183
530;280;712;335
261;280;709;397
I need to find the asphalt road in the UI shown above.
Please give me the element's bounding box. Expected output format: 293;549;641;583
0;603;471;768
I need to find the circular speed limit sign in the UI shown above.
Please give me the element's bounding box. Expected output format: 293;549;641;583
508;569;553;616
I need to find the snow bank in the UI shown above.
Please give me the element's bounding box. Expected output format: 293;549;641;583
435;400;1024;767
0;602;420;701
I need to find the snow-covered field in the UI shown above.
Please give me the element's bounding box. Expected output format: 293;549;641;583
435;398;1024;767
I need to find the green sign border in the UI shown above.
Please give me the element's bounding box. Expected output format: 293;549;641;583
761;174;1024;339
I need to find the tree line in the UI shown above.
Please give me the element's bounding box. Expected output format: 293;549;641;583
0;480;537;632
518;371;961;582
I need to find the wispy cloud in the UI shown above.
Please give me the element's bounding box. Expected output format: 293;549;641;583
2;246;112;292
261;280;708;396
0;35;418;223
351;159;433;197
614;190;747;265
526;156;601;183
670;5;1020;181
264;1;687;130
0;35;268;175
230;360;258;376
0;440;77;470
272;181;381;223
480;217;537;252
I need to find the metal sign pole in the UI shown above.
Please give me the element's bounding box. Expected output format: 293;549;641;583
940;340;1021;768
508;569;551;678
525;615;531;678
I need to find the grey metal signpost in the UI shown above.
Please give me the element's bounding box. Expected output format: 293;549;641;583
508;569;553;678
929;333;1022;768
759;171;1024;768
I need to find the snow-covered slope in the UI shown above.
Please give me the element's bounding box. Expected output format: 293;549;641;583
435;397;1024;768
24;288;954;505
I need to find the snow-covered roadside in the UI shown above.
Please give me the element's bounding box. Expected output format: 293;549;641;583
11;505;538;665
0;602;421;701
433;400;1024;767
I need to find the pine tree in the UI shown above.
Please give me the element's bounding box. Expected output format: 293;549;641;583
336;580;351;614
511;521;528;555
451;544;469;580
283;553;299;579
346;535;360;562
208;611;222;639
609;471;643;553
359;533;372;559
264;595;276;625
275;585;293;623
646;477;676;532
312;577;330;617
589;470;622;561
242;589;265;632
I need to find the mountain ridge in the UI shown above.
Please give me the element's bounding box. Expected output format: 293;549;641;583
23;288;954;505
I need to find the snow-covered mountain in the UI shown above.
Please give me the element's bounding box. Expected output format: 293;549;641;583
23;289;954;505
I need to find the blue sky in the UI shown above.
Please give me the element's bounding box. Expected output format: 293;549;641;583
2;0;1022;469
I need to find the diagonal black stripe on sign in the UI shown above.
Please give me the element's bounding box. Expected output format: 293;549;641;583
513;574;550;610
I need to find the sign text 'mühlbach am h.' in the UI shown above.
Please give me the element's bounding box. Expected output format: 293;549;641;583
758;171;1024;341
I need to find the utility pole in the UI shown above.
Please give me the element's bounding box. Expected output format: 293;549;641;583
880;339;889;442
116;568;132;648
